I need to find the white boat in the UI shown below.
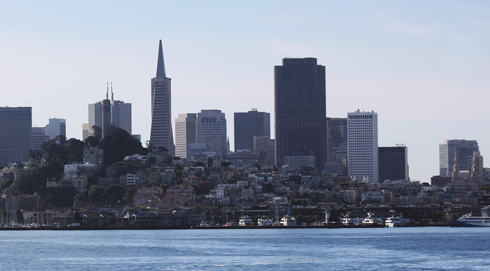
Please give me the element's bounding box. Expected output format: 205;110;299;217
341;216;363;225
362;212;384;225
238;216;254;226
257;218;275;226
279;215;297;226
452;213;490;227
385;212;411;227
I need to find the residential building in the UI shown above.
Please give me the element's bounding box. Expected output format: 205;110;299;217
378;145;409;182
196;110;227;154
439;140;479;177
175;113;197;158
347;110;378;183
253;136;275;166
150;40;175;155
274;58;327;169
0;107;32;166
234;109;270;152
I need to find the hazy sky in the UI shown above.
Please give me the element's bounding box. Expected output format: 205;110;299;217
1;1;489;182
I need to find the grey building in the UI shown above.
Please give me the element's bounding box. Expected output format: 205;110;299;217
150;40;175;155
44;118;66;139
327;117;348;174
88;85;132;137
196;110;227;154
274;58;327;169
439;139;479;177
234;109;270;152
378;145;409;182
175;113;197;158
0;107;32;166
31;127;49;150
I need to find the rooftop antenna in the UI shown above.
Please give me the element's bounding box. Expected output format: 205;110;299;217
106;82;109;100
111;81;114;101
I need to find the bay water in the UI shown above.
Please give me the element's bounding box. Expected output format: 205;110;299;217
0;227;488;270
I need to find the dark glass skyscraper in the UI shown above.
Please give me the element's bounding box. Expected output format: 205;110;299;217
378;146;409;182
274;58;327;169
234;109;270;152
0;107;32;166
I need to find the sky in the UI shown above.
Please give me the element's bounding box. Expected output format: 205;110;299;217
1;1;489;183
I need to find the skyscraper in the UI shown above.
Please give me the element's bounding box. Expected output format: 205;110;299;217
378;145;409;182
44;118;66;139
347;110;378;183
0;107;32;166
150;40;175;155
31;127;49;150
327;117;348;174
175;113;197;158
196;110;227;154
274;58;327;169
234;109;270;152
88;85;131;137
439;139;479;177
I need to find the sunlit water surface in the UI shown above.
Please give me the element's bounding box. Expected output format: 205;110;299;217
0;227;488;270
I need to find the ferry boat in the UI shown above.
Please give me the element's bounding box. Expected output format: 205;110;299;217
238;216;254;227
341;216;363;225
451;213;490;227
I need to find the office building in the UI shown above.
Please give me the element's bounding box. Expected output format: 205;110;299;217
284;146;316;171
439;139;479;177
234;109;270;152
88;84;132;137
378;145;408;182
44;118;66;139
150;40;175;155
0;107;32;166
196;110;227;154
82;123;89;141
347;110;378;183
31;127;49;150
327;117;348;174
175;113;197;158
274;58;327;169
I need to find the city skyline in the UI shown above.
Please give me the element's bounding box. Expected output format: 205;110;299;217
1;1;489;182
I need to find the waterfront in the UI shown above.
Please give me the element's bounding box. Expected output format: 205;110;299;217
0;227;489;270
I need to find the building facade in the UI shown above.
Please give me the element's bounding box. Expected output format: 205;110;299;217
347;110;378;183
150;40;175;155
31;127;49;150
196;110;227;154
0;107;32;166
327;117;348;174
439;139;479;177
234;109;270;152
44;118;66;139
378;145;409;182
253;136;275;166
175;113;197;158
88;87;132;137
274;58;327;169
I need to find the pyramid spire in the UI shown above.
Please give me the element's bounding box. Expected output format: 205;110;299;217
156;40;166;79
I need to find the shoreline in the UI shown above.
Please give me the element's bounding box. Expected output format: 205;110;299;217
0;223;448;231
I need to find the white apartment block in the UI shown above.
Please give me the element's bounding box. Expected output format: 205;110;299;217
347;110;378;183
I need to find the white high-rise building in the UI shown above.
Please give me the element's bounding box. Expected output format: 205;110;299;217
196;110;227;154
175;113;197;158
347;110;378;183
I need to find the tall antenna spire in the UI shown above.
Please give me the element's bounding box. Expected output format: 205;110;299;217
106;82;109;99
111;81;114;101
156;40;166;79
